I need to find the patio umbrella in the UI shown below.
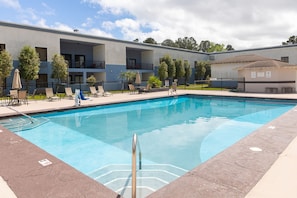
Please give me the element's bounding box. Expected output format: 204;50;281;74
135;72;141;85
12;68;22;90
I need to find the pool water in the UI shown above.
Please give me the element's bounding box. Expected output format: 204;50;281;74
15;95;295;173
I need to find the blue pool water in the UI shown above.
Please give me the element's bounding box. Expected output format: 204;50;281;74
15;95;296;173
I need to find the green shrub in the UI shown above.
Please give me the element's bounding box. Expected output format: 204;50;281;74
148;76;162;88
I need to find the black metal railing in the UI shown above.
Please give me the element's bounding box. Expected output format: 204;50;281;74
69;60;105;69
126;63;153;70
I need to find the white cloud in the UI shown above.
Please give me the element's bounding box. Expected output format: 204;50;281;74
41;2;55;16
102;21;115;31
85;28;114;38
82;17;94;27
0;0;21;10
2;0;296;50
82;0;297;49
51;22;74;32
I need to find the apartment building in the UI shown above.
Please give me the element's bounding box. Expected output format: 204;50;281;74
0;21;207;93
1;21;297;93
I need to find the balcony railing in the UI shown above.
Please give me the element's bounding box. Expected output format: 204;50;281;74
69;61;105;69
126;63;153;70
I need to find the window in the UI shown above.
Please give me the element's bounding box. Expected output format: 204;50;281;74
281;56;289;63
266;71;271;78
74;75;83;83
251;71;256;78
127;58;136;69
209;55;215;61
36;74;48;88
62;54;72;68
35;47;47;61
75;55;85;68
0;44;5;51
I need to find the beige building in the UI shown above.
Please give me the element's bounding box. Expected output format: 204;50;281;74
236;59;297;93
211;54;297;93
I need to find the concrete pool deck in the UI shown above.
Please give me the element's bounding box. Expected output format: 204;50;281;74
0;90;297;197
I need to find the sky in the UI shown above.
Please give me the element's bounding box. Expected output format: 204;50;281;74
0;0;297;50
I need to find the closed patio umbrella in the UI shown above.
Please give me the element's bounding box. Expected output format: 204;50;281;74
12;68;22;90
135;72;141;85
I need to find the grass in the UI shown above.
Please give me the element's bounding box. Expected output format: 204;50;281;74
0;84;228;101
177;84;229;91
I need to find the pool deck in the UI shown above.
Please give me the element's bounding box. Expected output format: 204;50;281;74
1;90;297;198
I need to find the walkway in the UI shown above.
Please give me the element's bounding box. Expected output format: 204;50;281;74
0;90;297;197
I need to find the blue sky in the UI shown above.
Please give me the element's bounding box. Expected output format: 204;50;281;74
1;0;297;50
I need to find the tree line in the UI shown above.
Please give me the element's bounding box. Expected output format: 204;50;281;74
134;37;234;52
157;54;211;85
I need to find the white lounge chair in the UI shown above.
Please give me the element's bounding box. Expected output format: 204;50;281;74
98;85;112;96
65;87;74;99
45;88;60;101
128;84;138;94
89;86;99;97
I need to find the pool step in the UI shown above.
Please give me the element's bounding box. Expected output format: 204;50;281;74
88;164;187;198
0;117;49;132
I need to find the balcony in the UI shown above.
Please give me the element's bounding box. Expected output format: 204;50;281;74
69;61;105;69
126;63;153;70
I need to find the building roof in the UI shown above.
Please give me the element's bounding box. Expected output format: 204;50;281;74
236;59;297;70
211;54;271;64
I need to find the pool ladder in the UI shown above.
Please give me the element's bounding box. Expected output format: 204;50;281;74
132;133;142;198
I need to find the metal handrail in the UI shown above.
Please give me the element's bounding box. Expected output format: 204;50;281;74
132;133;142;198
5;105;34;123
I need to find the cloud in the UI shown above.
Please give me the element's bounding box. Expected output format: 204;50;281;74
51;22;74;32
0;0;21;10
41;2;55;16
85;28;114;38
82;0;297;49
82;17;94;27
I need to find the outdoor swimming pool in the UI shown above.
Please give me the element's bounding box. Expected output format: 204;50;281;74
12;95;296;196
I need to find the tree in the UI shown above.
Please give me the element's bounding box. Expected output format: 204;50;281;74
86;75;96;86
143;37;157;44
0;50;13;95
160;55;175;79
282;36;297;45
161;39;178;48
119;71;136;84
18;46;40;91
175;37;198;50
204;62;211;79
51;54;68;83
184;61;192;84
207;43;225;52
226;44;234;51
198;40;211;52
158;61;168;81
175;59;185;80
195;61;207;80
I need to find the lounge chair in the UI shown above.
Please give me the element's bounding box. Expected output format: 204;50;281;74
128;84;138;94
89;86;99;97
98;85;112;96
139;84;151;94
45;88;60;101
18;90;28;105
65;87;74;99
